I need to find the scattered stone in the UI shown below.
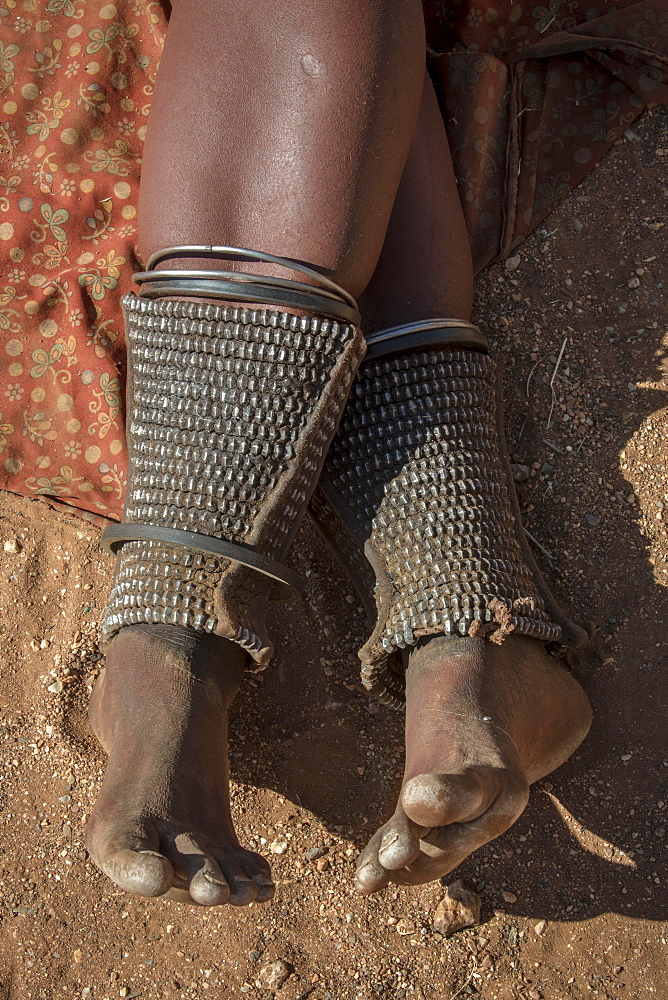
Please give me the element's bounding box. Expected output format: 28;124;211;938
585;514;600;527
258;960;290;990
3;538;21;554
30;638;41;651
511;463;531;482
654;826;665;839
40;638;50;649
315;857;329;872
304;846;328;862
248;950;262;963
433;880;481;937
47;680;63;694
627;276;640;288
269;840;288;855
395;918;416;936
504;255;521;271
478;954;493;971
572;218;584;232
501;890;517;904
534;920;547;936
528;991;542;999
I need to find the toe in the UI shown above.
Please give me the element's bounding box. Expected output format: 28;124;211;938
187;857;231;906
393;773;530;885
377;808;425;870
161;833;232;906
213;851;260;906
86;822;174;898
354;827;393;894
401;766;505;829
234;849;275;903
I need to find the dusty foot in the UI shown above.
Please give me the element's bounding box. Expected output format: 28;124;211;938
356;633;592;891
85;623;274;906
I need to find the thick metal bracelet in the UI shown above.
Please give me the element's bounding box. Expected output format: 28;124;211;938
101;523;303;602
364;319;488;360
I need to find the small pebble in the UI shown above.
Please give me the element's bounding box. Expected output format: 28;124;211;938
3;538;21;554
433;880;481;937
395;918;416;936
534;920;547;936
315;857;330;872
504;255;521;271
501;890;517;904
528;990;542;999
628;276;640;288
258;960;290;990
47;680;63;694
304;846;328;861
585;514;600;527
269;840;288;855
511;463;531;482
478;954;493;971
572;218;584;232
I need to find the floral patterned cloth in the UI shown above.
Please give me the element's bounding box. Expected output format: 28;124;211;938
1;0;666;525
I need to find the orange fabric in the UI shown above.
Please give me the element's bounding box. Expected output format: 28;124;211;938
0;0;666;524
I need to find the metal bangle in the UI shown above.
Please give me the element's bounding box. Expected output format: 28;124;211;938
101;522;303;602
364;319;489;361
138;245;360;325
133;275;360;326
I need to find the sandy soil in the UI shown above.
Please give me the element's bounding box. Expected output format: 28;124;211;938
0;106;666;1000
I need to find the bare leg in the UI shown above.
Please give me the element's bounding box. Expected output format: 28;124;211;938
87;0;426;905
352;76;592;892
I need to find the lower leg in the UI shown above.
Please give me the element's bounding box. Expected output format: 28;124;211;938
317;75;592;892
358;73;473;328
89;0;426;905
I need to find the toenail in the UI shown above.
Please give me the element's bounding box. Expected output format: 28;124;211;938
380;833;398;851
356;861;375;878
203;873;228;886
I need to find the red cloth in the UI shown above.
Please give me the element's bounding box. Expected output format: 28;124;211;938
1;1;666;524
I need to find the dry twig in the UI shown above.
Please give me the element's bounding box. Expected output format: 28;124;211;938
546;336;567;430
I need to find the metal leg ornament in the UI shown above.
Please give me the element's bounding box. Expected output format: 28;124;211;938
102;247;365;664
311;320;591;707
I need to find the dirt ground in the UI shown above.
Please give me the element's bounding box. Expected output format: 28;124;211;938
0;106;667;1000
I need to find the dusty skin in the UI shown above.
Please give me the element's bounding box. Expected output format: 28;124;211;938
85;621;591;905
355;635;592;891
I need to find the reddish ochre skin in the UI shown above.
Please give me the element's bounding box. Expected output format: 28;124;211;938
86;0;592;905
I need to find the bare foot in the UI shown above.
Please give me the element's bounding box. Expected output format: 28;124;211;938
85;624;274;906
355;634;592;891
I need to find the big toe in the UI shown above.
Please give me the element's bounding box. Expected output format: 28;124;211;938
401;766;505;829
87;831;174;897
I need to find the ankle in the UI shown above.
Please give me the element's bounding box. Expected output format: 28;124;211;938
105;624;247;702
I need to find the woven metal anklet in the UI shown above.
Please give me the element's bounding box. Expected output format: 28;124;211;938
311;319;590;706
102;247;365;663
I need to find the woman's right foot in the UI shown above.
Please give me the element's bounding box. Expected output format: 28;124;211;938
85;623;274;906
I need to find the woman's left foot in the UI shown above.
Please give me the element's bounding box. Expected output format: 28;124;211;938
355;633;592;891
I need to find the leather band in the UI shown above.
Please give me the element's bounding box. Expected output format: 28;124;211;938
101;523;303;602
364;319;488;361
